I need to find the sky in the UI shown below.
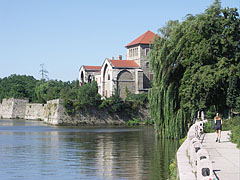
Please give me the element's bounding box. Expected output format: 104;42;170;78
0;0;239;81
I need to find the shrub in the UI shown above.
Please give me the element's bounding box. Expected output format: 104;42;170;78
223;116;240;148
203;120;216;133
126;118;141;126
99;90;126;113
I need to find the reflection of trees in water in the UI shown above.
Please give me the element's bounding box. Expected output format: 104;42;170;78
149;138;179;180
59;128;178;179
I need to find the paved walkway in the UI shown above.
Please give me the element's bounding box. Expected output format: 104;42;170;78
201;131;240;180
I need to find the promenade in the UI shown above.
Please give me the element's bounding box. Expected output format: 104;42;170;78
201;131;240;180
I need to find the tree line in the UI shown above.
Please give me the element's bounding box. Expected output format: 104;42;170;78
0;74;148;115
148;0;240;139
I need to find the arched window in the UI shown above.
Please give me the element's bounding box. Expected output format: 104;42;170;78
88;75;92;83
80;71;84;83
146;62;149;68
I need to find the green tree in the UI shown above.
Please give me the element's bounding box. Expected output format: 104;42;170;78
149;1;240;139
34;80;65;103
73;81;101;110
226;76;239;112
0;74;38;102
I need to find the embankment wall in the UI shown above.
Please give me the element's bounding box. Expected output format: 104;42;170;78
0;98;28;119
25;103;46;120
0;98;150;125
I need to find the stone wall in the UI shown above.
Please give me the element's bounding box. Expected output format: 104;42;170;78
43;99;150;126
0;98;150;126
25;103;45;120
117;70;135;98
44;99;63;125
0;98;14;118
12;99;29;119
0;98;28;119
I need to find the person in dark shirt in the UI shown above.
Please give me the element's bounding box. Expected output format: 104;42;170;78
214;113;222;143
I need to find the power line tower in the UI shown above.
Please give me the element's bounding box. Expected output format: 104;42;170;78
39;63;49;80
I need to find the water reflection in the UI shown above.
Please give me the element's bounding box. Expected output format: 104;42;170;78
0;119;178;180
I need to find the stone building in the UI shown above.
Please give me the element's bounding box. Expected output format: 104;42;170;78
79;30;158;98
79;65;101;85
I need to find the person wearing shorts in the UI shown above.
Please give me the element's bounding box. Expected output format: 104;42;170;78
214;113;222;143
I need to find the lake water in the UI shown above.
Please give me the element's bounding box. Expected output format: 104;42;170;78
0;119;178;180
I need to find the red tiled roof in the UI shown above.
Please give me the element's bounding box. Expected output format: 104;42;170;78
84;66;101;70
110;60;139;68
125;30;158;47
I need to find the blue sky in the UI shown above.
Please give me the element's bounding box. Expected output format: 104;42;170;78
0;0;239;81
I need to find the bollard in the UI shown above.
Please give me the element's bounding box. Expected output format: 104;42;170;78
188;137;199;156
197;159;214;180
188;124;197;138
195;121;204;138
203;119;208;124
196;148;210;173
191;141;202;172
197;149;210;165
187;127;197;152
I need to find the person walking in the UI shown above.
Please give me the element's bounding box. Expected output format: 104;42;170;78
214;113;222;143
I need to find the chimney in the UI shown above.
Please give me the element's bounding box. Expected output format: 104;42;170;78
116;55;122;60
112;57;114;60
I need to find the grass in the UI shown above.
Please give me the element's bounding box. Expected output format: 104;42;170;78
126;118;155;126
126;118;141;126
167;155;179;180
167;136;187;180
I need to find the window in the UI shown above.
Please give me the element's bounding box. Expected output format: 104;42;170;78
146;62;149;68
88;75;92;83
145;48;150;56
108;74;110;80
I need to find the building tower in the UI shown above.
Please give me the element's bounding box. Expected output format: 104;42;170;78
125;30;156;89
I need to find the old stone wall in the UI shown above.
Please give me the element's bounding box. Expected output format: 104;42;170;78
12;99;29;119
43;99;150;126
43;99;70;125
0;98;14;118
0;98;150;126
25;103;46;120
117;70;135;98
0;98;28;119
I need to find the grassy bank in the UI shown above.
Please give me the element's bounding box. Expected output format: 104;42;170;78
167;136;186;180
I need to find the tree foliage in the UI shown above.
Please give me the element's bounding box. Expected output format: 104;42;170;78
0;74;149;117
0;74;38;102
149;1;240;139
226;76;240;111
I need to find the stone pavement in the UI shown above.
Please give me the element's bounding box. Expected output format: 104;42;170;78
201;131;240;180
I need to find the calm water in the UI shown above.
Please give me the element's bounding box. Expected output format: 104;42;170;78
0;119;178;180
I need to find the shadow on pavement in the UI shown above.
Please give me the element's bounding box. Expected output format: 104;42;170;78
213;169;221;180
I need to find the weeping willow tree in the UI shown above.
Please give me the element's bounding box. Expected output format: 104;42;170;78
149;0;240;139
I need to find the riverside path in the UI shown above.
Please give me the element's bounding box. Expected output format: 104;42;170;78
201;131;240;180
